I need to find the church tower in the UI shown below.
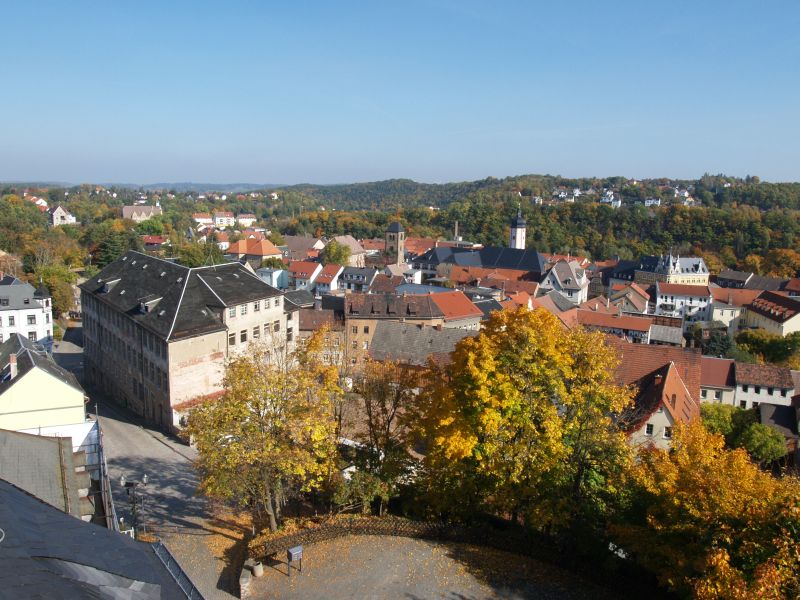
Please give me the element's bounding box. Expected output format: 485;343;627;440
385;221;405;265
509;206;526;249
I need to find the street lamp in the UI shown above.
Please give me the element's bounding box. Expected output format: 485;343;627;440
120;474;149;536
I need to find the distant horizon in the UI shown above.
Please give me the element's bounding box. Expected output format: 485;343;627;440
2;2;799;182
1;171;797;191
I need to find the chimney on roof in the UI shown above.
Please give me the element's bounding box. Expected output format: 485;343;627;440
8;353;17;379
606;297;610;308
434;323;442;331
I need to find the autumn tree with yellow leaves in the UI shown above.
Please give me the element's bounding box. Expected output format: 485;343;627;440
612;422;800;599
186;331;341;532
417;307;634;547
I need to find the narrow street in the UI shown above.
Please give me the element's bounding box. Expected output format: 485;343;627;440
53;325;242;600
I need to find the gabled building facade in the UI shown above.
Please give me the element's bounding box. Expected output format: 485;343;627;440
80;251;299;429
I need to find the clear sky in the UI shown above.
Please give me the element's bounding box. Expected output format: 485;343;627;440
2;1;799;184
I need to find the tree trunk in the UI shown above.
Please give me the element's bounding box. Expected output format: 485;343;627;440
264;484;278;533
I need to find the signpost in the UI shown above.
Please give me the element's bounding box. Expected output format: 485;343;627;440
287;545;303;578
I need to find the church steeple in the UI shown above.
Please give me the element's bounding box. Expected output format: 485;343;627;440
509;204;526;249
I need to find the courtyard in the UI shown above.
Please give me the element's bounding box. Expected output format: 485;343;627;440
249;535;619;600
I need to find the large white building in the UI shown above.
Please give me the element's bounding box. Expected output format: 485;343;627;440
0;275;53;349
80;251;299;430
654;282;712;327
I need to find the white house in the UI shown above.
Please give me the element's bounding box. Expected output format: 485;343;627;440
48;206;77;227
192;213;213;226
237;214;258;228
213;211;235;228
288;261;323;291
539;259;589;305
744;291;800;337
0;276;54;348
644;198;661;207
655;282;711;327
733;362;795;410
314;264;344;294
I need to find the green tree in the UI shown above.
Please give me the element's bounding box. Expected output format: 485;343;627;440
186;332;341;532
320;239;351;266
738;423;787;465
260;256;285;270
33;265;77;317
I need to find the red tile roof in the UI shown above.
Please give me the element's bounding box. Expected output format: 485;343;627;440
747;290;800;324
734;361;794;389
579;297;616;313
315;263;343;283
710;287;762;307
227;239;282;257
606;337;702;403
429;291;483;321
657;283;711;297
360;238;386;252
369;274;404;294
784;278;800;293
700;357;735;388
576;310;653;332
288;260;321;277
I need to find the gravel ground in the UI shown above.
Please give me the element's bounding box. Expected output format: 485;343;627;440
251;535;620;600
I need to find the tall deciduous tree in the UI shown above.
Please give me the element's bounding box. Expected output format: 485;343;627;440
186;332;341;532
418;307;633;544
320;239;351;266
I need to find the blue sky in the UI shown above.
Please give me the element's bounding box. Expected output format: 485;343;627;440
2;1;799;184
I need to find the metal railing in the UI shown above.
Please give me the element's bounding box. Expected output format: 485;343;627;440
152;541;205;600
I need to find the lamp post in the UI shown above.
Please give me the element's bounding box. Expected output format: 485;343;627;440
120;474;149;536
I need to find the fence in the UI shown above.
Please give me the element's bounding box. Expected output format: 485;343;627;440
255;516;546;561
152;540;205;600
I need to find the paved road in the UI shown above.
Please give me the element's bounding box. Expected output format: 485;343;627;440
53;326;240;600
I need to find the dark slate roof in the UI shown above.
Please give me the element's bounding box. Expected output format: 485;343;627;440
414;246;546;274
79;251;282;341
0;274;25;286
369;321;477;366
340;267;379;282
33;282;51;298
0;279;43;310
284;289;315;309
542;290;575;312
759;403;799;440
387;222;404;234
0;430;82;518
346;293;441;320
0;334;84;396
0;479;188;600
472;298;504;319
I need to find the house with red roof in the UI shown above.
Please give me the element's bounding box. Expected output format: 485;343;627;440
700;357;736;405
655;282;712;328
608;337;702;450
288;261;323;291
709;287;762;335
314;264;344;294
576;309;653;343
212;211;235;228
225;239;283;268
744;290;800;337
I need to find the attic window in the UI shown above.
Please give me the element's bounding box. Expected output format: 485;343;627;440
122;257;128;261
142;264;148;269
160;271;166;277
177;277;183;283
158;310;166;316
233;273;239;278
132;260;137;265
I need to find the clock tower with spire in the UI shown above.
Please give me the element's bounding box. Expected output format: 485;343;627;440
509;205;526;249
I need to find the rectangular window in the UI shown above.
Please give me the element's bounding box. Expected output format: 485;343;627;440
0;298;7;306
46;314;50;323
254;301;260;312
276;298;281;307
241;304;247;316
701;390;707;399
739;400;747;409
8;316;14;326
742;385;749;392
240;330;247;343
754;386;761;394
714;390;721;401
27;315;36;325
753;401;760;409
362;341;369;350
287;327;293;342
352;340;357;349
663;426;673;439
781;389;787;397
229;307;236;318
352;326;357;334
228;332;236;345
253;326;260;339
363;326;369;334
28;332;36;342
767;387;774;395
645;423;654;436
273;321;280;333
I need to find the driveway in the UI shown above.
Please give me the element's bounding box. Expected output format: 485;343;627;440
53;325;243;600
